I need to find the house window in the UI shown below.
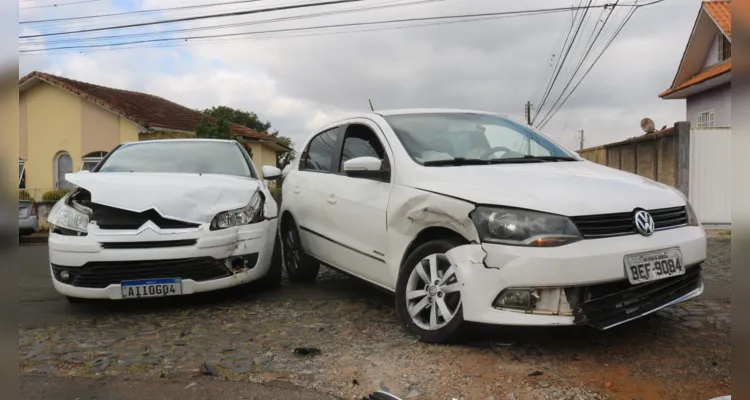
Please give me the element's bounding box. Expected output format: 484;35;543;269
697;111;715;128
18;159;25;189
81;151;108;171
54;151;74;189
718;34;731;61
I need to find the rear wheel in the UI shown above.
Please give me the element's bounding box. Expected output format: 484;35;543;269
282;218;320;282
395;238;466;343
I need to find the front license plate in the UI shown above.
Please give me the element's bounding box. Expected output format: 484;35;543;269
624;247;684;285
121;278;182;299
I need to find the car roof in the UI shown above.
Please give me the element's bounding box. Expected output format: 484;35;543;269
374;108;507;117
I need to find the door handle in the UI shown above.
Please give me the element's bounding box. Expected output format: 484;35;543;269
327;196;337;205
293;186;300;194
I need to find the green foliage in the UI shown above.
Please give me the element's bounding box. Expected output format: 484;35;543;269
202;105;296;169
42;189;70;202
18;190;34;202
194;114;232;140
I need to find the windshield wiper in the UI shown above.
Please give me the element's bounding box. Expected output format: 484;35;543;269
490;155;578;163
422;157;490;166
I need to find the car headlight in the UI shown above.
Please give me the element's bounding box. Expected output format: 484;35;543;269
210;190;264;231
685;201;700;226
470;206;582;247
47;196;90;233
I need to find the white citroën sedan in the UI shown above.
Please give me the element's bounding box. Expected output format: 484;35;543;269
279;109;707;343
48;139;283;301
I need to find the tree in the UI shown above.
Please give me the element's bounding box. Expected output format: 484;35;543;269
194;114;253;158
202;106;295;169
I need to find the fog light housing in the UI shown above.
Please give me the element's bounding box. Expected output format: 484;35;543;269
59;270;70;281
493;288;540;310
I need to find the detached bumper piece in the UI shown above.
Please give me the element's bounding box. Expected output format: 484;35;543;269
52;257;232;288
573;265;702;329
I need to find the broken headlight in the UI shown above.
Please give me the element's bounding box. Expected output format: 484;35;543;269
470;206;582;247
210;190;263;231
47;195;91;234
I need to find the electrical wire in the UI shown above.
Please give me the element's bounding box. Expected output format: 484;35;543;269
21;0;99;10
534;1;616;129
22;0;442;45
21;10;564;55
20;0;373;38
535;2;649;131
531;0;593;125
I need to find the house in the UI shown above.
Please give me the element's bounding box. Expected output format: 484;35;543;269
659;0;731;129
18;71;289;196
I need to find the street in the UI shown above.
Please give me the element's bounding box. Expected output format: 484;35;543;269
19;237;731;400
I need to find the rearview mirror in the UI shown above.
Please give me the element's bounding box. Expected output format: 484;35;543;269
262;165;282;179
342;156;389;182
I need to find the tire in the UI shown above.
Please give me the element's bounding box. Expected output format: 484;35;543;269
281;218;320;282
256;232;283;290
395;237;467;344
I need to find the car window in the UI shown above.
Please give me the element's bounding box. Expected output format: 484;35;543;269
339;124;390;172
384;113;572;164
97;141;255;178
301;128;339;172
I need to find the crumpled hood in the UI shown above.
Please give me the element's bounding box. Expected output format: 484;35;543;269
65;172;261;224
410;160;686;216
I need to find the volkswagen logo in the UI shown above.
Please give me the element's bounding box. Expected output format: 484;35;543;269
634;210;655;236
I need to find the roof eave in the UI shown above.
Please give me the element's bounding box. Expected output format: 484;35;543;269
660;70;731;99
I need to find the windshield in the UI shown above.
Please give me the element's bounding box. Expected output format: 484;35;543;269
383;113;575;165
97;141;256;178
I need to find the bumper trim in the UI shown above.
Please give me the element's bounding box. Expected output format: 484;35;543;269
599;284;703;330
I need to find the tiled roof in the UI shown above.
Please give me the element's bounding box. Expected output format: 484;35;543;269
704;0;731;37
18;71;276;141
659;60;731;98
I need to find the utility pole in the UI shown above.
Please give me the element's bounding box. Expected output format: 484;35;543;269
524;101;532;125
578;129;585;150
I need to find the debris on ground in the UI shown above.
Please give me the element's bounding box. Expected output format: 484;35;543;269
528;371;544;377
200;362;218;377
293;347;322;356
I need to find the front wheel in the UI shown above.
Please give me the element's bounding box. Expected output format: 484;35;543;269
282;219;320;282
395;238;466;343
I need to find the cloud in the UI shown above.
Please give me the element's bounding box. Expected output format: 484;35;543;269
19;0;703;150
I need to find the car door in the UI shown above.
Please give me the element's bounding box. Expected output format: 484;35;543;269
289;127;343;261
322;120;394;288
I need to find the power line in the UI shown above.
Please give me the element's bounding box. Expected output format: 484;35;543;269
21;11;565;55
22;0;442;45
531;0;593;125
20;0;373;38
21;6;609;52
21;0;99;10
21;0;267;24
535;2;616;129
536;2;646;131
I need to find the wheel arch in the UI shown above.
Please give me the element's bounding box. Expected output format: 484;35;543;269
398;226;471;270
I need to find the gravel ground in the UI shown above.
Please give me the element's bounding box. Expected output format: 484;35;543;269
19;237;731;400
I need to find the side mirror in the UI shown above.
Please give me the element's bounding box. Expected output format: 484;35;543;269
342;156;390;182
262;165;282;179
343;156;382;172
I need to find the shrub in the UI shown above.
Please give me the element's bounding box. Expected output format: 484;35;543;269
18;190;34;202
42;189;71;202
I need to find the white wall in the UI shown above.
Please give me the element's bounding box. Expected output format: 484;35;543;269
702;33;719;68
689;128;731;225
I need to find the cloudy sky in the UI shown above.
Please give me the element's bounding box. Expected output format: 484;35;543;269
18;0;703;151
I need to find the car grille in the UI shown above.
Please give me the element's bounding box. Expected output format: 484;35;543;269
100;239;198;249
51;257;231;289
570;206;688;239
90;204;200;230
572;265;702;329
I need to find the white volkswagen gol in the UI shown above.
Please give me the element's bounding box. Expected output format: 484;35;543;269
48;139;283;302
279;109;706;343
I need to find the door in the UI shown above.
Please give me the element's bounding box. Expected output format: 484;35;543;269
324;121;394;287
290;127;343;260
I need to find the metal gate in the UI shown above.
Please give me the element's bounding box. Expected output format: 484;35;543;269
689;128;731;225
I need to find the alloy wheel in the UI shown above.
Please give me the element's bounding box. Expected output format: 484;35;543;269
405;253;462;330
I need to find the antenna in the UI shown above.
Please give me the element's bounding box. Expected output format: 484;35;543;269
368;99;374;111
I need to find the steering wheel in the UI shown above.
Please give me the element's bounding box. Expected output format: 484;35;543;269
480;146;512;160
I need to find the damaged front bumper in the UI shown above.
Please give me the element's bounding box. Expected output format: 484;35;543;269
49;219;278;299
445;226;706;329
